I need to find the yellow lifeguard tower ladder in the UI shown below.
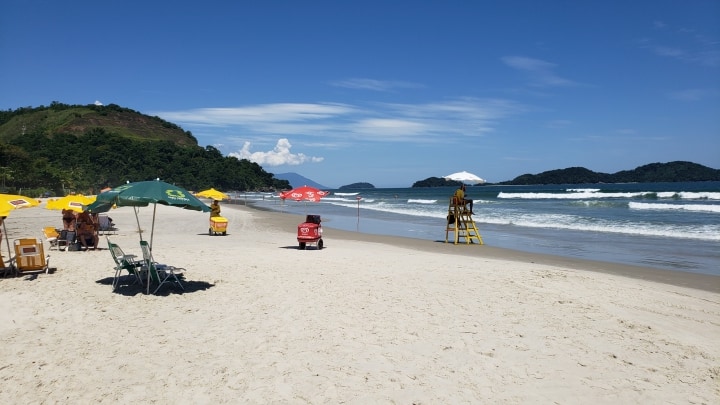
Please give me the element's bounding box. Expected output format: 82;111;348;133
445;197;483;245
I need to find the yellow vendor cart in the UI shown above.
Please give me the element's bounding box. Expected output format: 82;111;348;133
209;216;228;236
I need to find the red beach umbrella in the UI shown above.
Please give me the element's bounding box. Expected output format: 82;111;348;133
280;185;329;202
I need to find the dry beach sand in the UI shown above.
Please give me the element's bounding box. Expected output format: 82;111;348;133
0;201;718;404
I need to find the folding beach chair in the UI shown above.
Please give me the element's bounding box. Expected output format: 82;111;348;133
98;214;117;235
14;238;50;274
106;237;144;291
57;230;77;251
139;240;185;294
43;226;60;250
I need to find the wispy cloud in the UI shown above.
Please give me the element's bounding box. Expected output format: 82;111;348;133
545;119;572;129
641;21;720;67
330;78;423;92
156;103;357;127
568;132;670;143
151;97;523;150
668;88;719;102
501;56;578;87
615;129;638;136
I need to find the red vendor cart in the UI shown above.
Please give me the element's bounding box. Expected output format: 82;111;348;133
297;214;323;250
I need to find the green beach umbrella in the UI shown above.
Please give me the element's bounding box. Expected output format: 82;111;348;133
88;180;210;294
88;180;210;250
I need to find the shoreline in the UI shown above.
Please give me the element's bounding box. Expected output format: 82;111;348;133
243;201;720;293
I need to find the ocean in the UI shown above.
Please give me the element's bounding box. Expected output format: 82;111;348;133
229;181;720;277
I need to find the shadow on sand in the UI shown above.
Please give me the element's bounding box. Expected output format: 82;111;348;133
96;276;215;296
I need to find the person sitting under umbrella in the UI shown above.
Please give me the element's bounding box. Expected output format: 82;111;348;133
76;209;99;250
62;208;76;231
453;184;474;215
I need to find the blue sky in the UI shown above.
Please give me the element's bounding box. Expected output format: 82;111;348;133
2;1;718;188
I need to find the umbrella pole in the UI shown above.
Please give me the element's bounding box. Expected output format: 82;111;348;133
147;203;157;295
150;203;157;251
134;207;143;241
2;221;12;274
130;206;151;295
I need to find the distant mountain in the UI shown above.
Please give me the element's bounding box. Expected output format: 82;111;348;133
273;172;329;189
339;182;375;189
499;161;720;185
412;177;463;188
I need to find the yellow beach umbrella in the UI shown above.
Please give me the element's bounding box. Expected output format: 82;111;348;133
0;193;41;267
46;194;96;212
195;188;229;201
0;193;40;213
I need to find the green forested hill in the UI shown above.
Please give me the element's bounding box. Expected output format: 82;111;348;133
500;161;720;185
0;102;196;145
411;161;719;187
0;102;290;196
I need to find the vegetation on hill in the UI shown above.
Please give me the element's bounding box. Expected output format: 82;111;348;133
412;177;463;188
338;182;375;190
0;102;196;146
500;161;720;185
411;162;719;187
0;102;290;196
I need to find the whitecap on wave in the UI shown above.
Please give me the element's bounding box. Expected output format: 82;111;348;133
629;202;720;213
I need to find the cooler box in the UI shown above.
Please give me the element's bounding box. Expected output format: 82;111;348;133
297;215;323;250
209;216;228;235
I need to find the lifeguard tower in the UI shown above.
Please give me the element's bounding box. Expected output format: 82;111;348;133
445;196;483;245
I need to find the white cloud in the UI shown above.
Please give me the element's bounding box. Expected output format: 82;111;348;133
94;100;103;106
330;78;423;92
546;119;572;129
640;22;720;67
155;103;356;127
501;56;578;87
229;138;324;166
352;118;427;139
668;88;719;102
152;97;522;146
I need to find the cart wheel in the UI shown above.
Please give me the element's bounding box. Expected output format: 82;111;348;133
222;231;227;236
209;228;213;235
299;242;306;250
317;239;324;250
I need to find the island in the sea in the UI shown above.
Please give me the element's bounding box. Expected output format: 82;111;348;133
338;182;375;190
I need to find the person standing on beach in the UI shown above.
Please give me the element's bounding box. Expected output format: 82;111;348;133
453;184;474;214
210;200;221;217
